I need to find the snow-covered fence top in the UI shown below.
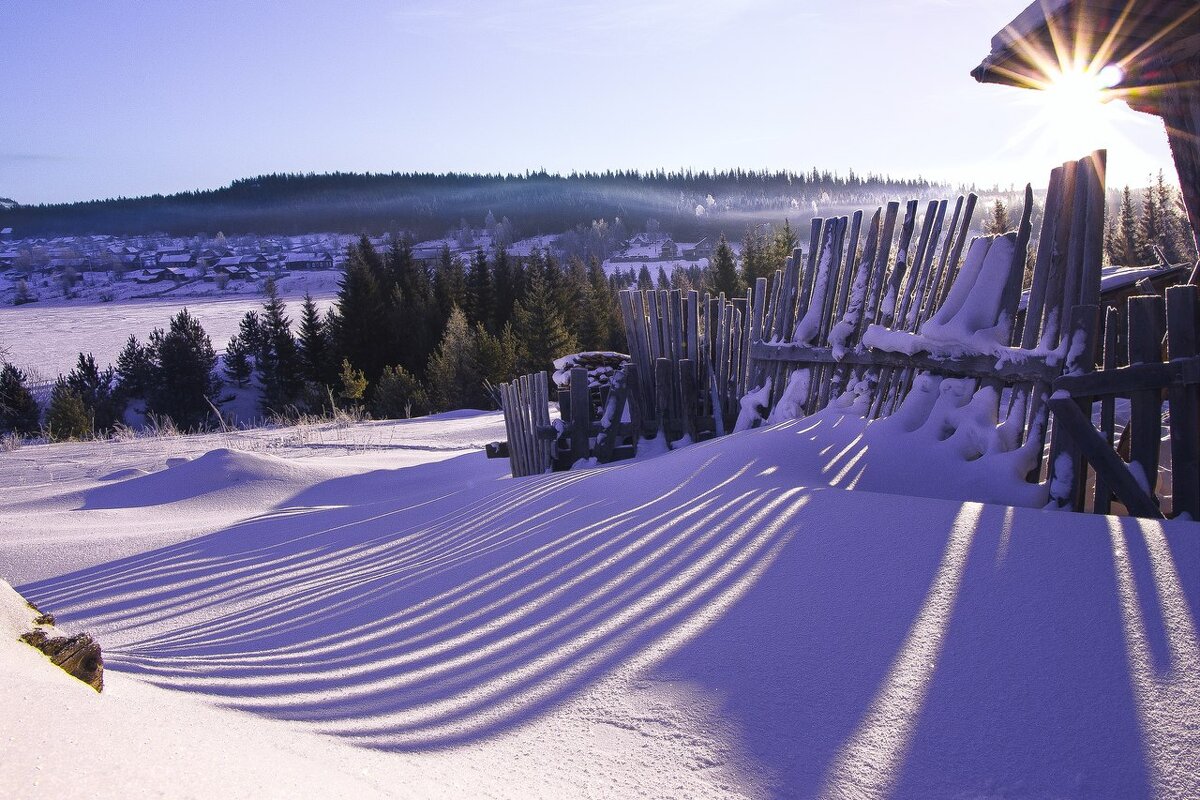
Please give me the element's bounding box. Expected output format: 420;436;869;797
742;151;1119;512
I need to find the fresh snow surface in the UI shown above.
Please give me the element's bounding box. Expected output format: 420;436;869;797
0;285;337;380
1;409;1198;799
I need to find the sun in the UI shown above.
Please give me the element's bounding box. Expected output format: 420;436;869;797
1038;66;1122;150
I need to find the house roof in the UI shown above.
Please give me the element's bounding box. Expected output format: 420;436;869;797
158;253;193;264
973;0;1200;112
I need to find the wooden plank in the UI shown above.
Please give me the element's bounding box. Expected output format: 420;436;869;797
1054;357;1200;395
895;200;940;329
919;195;964;327
1094;307;1120;514
1078;150;1107;307
679;358;696;442
569;367;590;464
499;381;520;476
1128;294;1166;502
933;192;979;311
1037;159;1079;350
655;357;675;447
864;202;899;331
752;341;1062;384
534;371;553;472
1167;284;1200;518
624;362;644;450
1048;396;1165;519
1021;168;1065;350
1051;304;1099;511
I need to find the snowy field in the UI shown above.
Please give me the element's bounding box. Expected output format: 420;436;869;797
0;273;337;380
1;409;1197;799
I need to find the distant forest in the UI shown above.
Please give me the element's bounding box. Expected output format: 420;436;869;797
1;170;948;239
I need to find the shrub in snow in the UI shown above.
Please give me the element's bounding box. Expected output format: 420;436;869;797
371;365;429;419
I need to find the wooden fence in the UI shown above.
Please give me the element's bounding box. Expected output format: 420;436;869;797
617;288;754;445
495;366;640;477
495;149;1197;518
1049;284;1200;519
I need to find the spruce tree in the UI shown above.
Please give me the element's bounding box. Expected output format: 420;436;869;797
433;246;467;325
256;287;303;413
466;249;494;330
1139;175;1163;263
331;241;388;385
147;309;219;430
636;265;653;291
474;321;518;389
427;307;482;410
984;199;1012;235
769;219;797;276
224;334;253;387
512;268;578;374
580;258;617;351
708;234;743;297
297;293;334;386
46;379;92;441
65;353;120;433
492;248;517;332
0;363;40;436
115;334;155;398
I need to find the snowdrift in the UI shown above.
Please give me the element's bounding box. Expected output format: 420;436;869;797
1;411;1198;798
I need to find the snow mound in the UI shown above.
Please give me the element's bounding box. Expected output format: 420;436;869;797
82;448;327;510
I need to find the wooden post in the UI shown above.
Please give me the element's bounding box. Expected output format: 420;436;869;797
655;357;675;448
1127;294;1166;504
678;358;696;442
1048;304;1100;510
569;367;590;465
1094;307;1120;514
1166;285;1200;517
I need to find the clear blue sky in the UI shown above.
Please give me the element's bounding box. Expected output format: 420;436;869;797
1;0;1176;205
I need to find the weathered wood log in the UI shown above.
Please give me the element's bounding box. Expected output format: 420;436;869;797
20;629;104;692
1094;307;1120;514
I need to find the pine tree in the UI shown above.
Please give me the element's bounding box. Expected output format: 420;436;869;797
330;241;388;385
256;287;303;413
1139;175;1163;264
224;334;252;387
474;322;518;389
708;234;743;297
433;246;468;325
512;268;578;374
65;352;120;433
580;258;617;351
297;293;334;385
370;365;429;419
115;334;155;397
427;307;483;410
0;363;40;436
740;225;769;286
46;379;92;441
147;308;219;430
1115;186;1148;266
466;249;494;330
492;248;517;332
636;264;653;291
984;199;1012;235
337;358;367;406
768;219;797;276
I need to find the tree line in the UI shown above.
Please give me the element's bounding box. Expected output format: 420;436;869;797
1;169;943;239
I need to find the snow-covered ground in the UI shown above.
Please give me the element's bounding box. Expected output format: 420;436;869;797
0;273;338;380
1;409;1197;798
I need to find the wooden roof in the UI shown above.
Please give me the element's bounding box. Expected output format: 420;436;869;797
973;0;1200;104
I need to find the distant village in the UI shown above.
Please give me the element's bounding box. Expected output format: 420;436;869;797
0;221;718;305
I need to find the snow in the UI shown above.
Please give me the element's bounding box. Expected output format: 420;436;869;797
0;282;337;379
1;408;1198;798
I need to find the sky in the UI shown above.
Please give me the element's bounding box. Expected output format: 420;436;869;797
0;0;1179;205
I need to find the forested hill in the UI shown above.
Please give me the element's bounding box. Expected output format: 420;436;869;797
1;169;948;238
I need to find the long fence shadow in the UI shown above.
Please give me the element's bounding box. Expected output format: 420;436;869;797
21;444;814;750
